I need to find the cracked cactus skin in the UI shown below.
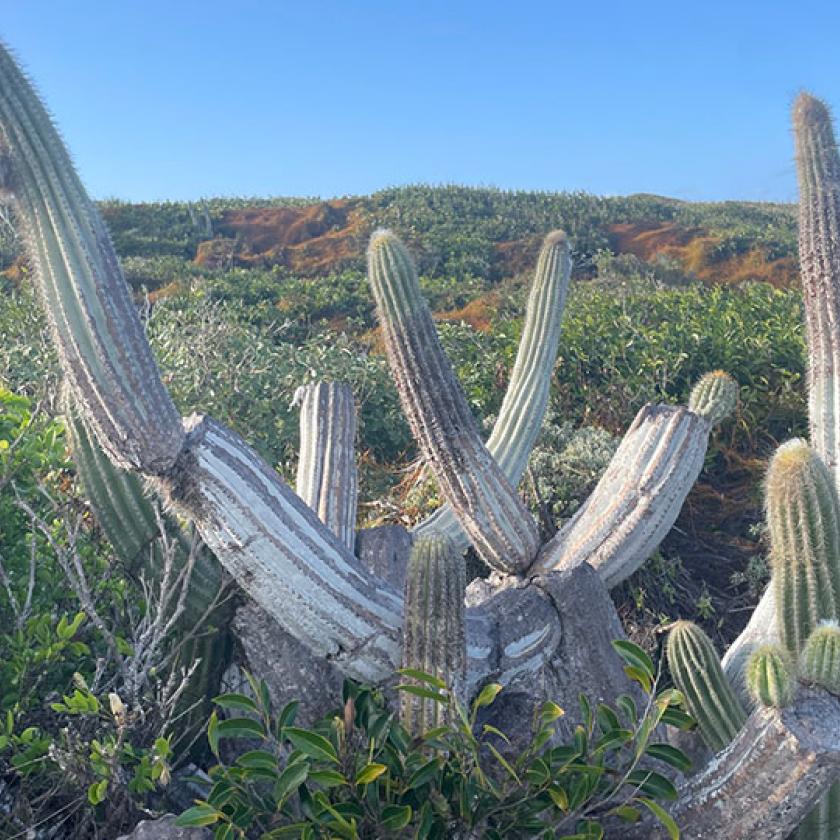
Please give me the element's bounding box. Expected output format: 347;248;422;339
745;645;796;709
766;439;840;656
400;534;466;735
666;620;746;752
689;370;739;426
801;622;840;694
368;229;540;574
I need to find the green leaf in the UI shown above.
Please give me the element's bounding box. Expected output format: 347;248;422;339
407;757;440;790
540;700;565;724
87;778;108;805
175;804;221;827
613;639;655;680
623;665;653;694
207;711;220;757
277;700;299;730
284;728;339;763
355;762;387;785
272;760;310;803
381;804;412;830
236;749;278;770
212;693;260;715
308;769;346;788
626;769;679;801
645;743;692;772
397;668;446;689
639;798;680;839
396;684;449;704
612;805;641;823
471;682;503;713
486;742;520;783
216;717;266;740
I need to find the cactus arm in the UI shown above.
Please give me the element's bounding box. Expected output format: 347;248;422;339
154;415;405;683
665;620;747;752
368;230;540;574
622;689;840;840
794;94;840;488
401;535;466;734
295;382;358;552
0;44;182;472
745;644;796;709
533;403;709;585
688;370;739;425
414;231;572;549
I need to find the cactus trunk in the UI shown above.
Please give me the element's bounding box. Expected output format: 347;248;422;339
295;382;358;552
368;230;540;574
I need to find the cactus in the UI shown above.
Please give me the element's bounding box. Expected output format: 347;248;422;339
414;230;572;550
801;622;840;694
794;93;840;489
400;535;466;735
666;620;747;752
745;644;796;709
766;439;840;655
368;229;540;574
536;398;716;586
0;46;182;473
688;370;739;426
295;382;358;552
63;397;234;739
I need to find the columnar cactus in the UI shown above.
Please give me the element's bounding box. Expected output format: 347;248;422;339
415;230;572;550
801;622;840;694
368;229;541;574
794;93;840;489
745;644;796;709
666;620;747;751
689;370;739;426
295;382;358;552
766;438;840;655
400;535;466;735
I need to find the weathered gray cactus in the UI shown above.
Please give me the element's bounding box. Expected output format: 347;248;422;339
368;229;541;574
295;382;358;552
400;535;466;735
666;620;747;751
4;40;837;840
745;644;796;709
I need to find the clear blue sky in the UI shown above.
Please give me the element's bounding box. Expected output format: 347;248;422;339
3;1;839;203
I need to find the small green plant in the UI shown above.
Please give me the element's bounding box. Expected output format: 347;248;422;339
177;642;690;839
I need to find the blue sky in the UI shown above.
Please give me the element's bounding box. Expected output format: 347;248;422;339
3;1;840;203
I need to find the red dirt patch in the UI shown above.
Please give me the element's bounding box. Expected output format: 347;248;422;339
607;222;798;288
196;200;369;275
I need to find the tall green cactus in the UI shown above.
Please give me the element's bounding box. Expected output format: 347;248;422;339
766;439;840;655
666;620;747;752
368;229;540;574
415;230;572;550
0;46;182;473
400;535;466;735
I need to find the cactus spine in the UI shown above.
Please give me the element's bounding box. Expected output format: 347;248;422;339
666;620;747;752
368;229;540;574
766;439;840;655
0;46;182;473
801;622;840;694
689;370;739;426
745;645;796;709
415;230;571;550
400;535;466;735
295;382;358;552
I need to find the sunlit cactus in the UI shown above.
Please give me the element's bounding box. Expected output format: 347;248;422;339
400;535;466;735
689;370;739;426
745;644;796;709
766;439;840;655
800;622;840;694
666;620;746;751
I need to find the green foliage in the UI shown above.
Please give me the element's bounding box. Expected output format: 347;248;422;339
178;645;688;839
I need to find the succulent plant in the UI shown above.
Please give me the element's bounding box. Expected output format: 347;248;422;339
800;622;840;694
688;370;739;426
745;644;796;709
